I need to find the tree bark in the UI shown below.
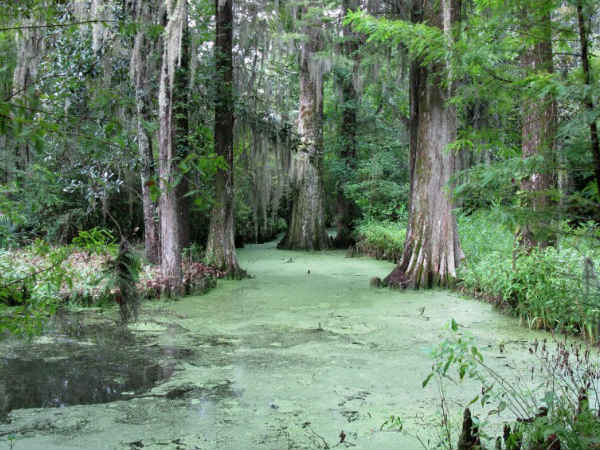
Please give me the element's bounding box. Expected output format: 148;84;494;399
131;0;160;264
12;17;44;178
158;0;187;295
517;5;555;250
174;20;191;250
206;0;246;278
333;0;360;249
577;0;600;202
278;4;330;251
384;0;463;289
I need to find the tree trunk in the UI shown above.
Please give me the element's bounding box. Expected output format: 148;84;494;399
12;18;43;178
517;6;555;250
174;21;191;250
206;0;245;278
333;0;360;249
577;0;600;202
158;0;187;295
131;0;160;264
384;0;463;289
278;5;330;251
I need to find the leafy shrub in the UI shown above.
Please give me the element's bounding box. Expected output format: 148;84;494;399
457;210;600;340
0;214;13;249
0;237;225;336
0;243;72;336
457;208;514;266
72;227;118;255
60;250;113;305
343;149;409;222
352;218;407;262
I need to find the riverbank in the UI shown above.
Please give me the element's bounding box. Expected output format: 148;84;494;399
1;240;553;450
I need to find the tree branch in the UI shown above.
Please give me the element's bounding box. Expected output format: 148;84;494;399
0;19;117;32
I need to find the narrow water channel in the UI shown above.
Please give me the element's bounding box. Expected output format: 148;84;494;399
1;240;551;450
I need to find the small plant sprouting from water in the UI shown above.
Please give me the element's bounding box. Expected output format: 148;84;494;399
380;415;404;432
423;319;600;449
105;239;141;324
375;380;457;449
6;433;16;450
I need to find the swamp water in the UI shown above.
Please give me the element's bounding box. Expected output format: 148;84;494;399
1;241;553;449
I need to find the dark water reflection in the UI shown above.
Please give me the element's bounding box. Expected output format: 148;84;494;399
0;322;181;417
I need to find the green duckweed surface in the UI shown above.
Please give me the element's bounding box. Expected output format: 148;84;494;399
0;241;553;450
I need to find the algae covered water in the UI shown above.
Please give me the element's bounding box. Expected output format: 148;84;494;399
1;241;550;449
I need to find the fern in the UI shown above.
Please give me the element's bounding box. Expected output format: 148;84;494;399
106;239;140;324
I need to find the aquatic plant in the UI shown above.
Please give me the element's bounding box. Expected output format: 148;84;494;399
424;320;600;449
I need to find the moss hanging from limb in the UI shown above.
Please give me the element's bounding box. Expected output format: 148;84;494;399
278;3;330;251
130;0;161;264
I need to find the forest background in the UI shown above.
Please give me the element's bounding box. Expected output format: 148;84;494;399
0;0;599;340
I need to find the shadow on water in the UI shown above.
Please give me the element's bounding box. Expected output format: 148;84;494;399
0;318;191;418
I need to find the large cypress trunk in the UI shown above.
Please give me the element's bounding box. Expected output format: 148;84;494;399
517;6;555;250
333;0;360;249
278;6;329;251
205;0;245;278
158;0;187;295
384;0;463;289
131;0;160;264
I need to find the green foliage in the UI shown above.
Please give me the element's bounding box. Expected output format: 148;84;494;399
0;213;14;249
72;227;118;255
380;415;404;432
354;218;407;261
345;11;447;68
426;322;600;449
458;208;514;267
182;242;205;263
0;243;72;337
452;158;530;213
342;149;409;222
234;189;256;243
458;210;600;340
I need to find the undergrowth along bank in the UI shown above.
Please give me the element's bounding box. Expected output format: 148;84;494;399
353;210;600;341
349;220;407;263
0;228;224;337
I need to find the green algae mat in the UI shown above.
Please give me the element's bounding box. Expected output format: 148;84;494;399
0;241;551;450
